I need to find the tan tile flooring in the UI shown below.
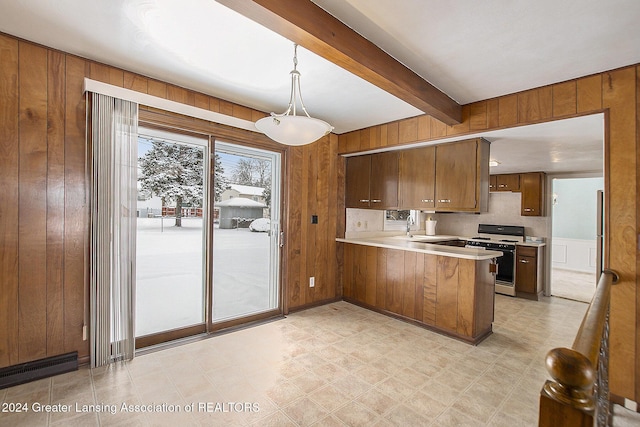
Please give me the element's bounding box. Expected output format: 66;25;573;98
0;296;595;426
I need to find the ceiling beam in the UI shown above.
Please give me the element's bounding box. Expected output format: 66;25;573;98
217;0;462;125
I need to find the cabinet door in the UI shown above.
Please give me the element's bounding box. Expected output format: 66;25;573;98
399;146;435;208
521;172;545;216
345;155;371;208
435;140;478;210
515;254;537;294
489;175;497;192
497;174;521;191
370;151;399;209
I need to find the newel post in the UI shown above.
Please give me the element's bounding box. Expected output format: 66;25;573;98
539;347;595;426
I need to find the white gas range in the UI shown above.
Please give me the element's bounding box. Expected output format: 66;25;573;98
464;224;525;296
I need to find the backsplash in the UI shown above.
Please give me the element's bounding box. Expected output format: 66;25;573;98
345;208;385;235
345;192;549;239
435;192;549;239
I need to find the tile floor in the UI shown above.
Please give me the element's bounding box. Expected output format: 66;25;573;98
0;295;609;427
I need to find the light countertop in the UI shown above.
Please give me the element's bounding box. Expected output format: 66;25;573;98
336;235;504;260
517;241;546;247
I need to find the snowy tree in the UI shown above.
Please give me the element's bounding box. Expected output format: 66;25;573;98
231;158;271;187
231;159;255;185
214;154;230;202
252;159;271;188
262;179;271;208
139;140;203;227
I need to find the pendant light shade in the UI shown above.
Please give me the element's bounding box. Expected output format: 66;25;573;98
255;44;333;146
256;115;333;146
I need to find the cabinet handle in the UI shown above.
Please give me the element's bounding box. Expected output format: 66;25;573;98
499;184;506;188
437;199;451;203
519;259;530;264
371;199;382;203
524;208;534;212
421;199;433;203
359;199;370;203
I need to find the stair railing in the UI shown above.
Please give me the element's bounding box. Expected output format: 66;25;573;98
538;269;619;427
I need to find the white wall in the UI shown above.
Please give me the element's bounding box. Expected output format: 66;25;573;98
552;177;603;240
551;177;603;273
552;237;597;273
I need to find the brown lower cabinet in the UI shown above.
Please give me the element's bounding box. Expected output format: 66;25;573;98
342;243;495;344
515;245;544;300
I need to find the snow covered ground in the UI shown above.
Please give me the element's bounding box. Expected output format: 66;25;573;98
135;217;274;337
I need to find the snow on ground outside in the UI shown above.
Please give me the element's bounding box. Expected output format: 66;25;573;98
136;217;273;337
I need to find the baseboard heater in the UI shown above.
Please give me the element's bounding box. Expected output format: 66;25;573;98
0;352;78;389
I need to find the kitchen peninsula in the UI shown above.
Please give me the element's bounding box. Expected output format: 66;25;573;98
337;235;502;344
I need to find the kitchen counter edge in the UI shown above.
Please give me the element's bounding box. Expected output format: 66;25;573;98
336;237;503;260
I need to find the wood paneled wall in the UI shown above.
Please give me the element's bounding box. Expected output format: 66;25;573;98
0;37;88;367
285;133;345;311
338;67;639;401
0;32;343;367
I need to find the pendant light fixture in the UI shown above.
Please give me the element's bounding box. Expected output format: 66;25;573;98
255;43;333;146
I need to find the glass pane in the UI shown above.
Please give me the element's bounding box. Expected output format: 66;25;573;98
136;133;207;337
213;143;280;321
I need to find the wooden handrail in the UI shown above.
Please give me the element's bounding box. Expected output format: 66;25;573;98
572;270;619;366
539;269;619;427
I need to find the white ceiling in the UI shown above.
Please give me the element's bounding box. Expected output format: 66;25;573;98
1;0;636;174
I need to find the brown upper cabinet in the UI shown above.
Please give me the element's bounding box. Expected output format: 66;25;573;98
399;146;436;209
490;172;546;216
347;138;489;212
345;151;399;209
396;138;489;212
434;139;489;212
520;172;546;216
491;173;521;192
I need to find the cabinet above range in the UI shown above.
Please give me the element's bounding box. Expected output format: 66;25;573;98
345;137;490;213
490;172;547;216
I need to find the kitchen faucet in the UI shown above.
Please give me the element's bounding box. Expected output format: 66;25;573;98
406;216;414;237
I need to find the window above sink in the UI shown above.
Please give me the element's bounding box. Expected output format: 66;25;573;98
384;209;421;232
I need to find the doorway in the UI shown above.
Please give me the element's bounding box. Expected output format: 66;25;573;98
550;176;604;302
212;142;282;323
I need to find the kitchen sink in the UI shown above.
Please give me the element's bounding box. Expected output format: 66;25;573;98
388;235;464;244
428;239;467;247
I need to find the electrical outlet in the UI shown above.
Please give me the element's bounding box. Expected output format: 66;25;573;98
309;276;315;287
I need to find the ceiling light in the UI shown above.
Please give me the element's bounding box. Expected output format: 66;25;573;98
255;43;333;146
489;160;501;167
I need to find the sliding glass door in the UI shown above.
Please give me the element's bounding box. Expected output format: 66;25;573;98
135;128;209;345
212;142;281;322
133;131;281;347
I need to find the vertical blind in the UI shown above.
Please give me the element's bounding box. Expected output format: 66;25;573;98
90;93;138;368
